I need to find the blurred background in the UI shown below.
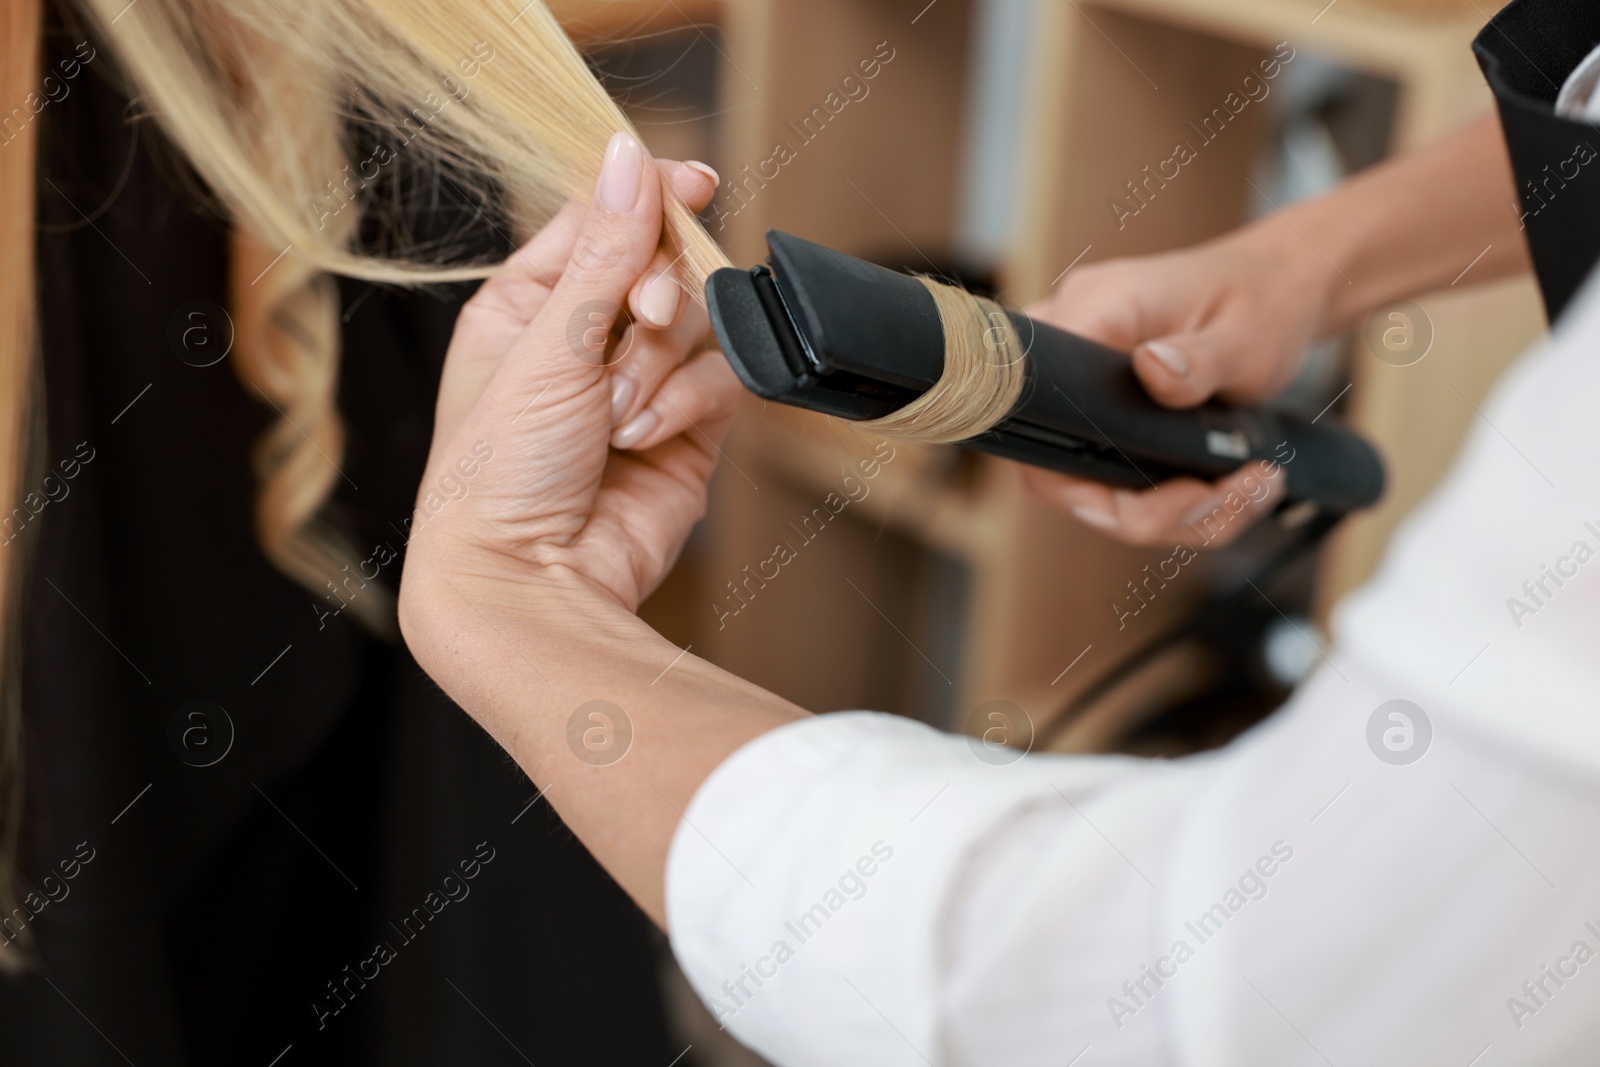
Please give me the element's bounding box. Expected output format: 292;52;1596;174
553;0;1542;1060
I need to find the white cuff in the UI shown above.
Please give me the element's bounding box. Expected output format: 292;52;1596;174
664;711;1142;1066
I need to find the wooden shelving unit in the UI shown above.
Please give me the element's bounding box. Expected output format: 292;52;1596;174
557;0;1549;749
1007;0;1548;614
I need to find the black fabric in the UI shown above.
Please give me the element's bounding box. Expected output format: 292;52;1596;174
3;8;675;1065
1475;0;1600;323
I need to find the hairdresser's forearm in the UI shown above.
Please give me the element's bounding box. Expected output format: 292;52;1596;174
1258;112;1530;333
400;561;807;927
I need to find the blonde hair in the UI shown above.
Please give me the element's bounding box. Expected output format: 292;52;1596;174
862;279;1025;443
80;0;733;634
0;0;42;972
0;0;1020;968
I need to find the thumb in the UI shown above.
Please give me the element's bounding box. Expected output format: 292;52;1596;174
526;131;665;389
1127;331;1230;409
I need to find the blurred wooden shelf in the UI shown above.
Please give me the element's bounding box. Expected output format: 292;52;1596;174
729;404;1002;560
603;0;1545;750
550;0;722;41
1006;0;1545;618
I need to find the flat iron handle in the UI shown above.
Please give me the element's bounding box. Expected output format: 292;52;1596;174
1002;313;1384;514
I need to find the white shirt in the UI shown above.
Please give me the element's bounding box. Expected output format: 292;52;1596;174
1556;42;1600;120
665;271;1600;1066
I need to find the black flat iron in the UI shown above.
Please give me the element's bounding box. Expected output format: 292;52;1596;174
706;230;1384;519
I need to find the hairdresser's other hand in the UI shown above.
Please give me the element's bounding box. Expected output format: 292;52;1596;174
1021;221;1338;547
404;134;735;618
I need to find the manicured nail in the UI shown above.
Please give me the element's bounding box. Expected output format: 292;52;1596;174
1143;339;1189;376
597;131;643;214
685;160;720;187
610;374;637;422
1182;496;1223;527
612;408;660;449
1072;505;1119;531
638;271;681;327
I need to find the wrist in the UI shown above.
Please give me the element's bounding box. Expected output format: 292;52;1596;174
399;536;639;674
1241;114;1523;335
1228;210;1347;335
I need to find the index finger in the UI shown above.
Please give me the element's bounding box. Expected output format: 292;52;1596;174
1025;461;1284;548
514;132;667;399
493;159;718;300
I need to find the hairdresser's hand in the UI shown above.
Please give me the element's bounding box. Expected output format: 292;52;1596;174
404;134;736;619
1022;220;1338;547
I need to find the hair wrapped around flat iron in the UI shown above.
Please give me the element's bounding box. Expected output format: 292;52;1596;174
858;278;1028;443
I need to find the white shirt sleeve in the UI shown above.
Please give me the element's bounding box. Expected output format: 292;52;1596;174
665;709;1163;1065
668;673;1600;1066
666;247;1600;1067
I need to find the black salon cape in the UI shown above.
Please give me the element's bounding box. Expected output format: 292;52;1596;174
2;11;674;1066
1476;0;1600;323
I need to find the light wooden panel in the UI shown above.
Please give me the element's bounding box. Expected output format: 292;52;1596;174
715;0;977;266
1011;6;1274;304
1008;0;1546;618
601;0;1548;750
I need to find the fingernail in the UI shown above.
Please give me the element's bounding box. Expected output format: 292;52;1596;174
597;131;643;214
1072;505;1119;531
610;374;637;423
612;408;660;449
685;160;720;187
1182;496;1222;527
639;271;681;327
1143;340;1189;376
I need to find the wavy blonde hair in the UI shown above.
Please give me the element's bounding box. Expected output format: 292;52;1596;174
0;0;1019;969
89;0;734;626
1;0;732;969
